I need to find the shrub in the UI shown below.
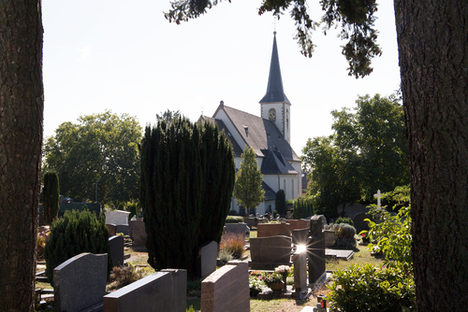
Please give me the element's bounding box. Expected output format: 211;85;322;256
334;223;356;250
108;264;142;291
275;190;286;217
219;233;244;259
44;209;109;285
335;217;354;226
327;264;416;312
218;248;233;263
225;215;244;223
292;196;315;219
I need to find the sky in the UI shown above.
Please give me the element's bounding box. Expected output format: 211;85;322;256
42;0;401;155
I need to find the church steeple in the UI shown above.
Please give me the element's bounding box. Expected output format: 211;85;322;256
259;32;289;104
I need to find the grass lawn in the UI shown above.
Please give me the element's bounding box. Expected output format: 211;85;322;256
326;243;384;271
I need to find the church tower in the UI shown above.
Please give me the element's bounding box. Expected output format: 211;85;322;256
259;32;291;144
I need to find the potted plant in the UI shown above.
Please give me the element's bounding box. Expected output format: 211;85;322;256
262;272;284;293
274;265;291;292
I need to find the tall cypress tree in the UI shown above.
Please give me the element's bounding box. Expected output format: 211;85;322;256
140;117;234;279
43;171;60;225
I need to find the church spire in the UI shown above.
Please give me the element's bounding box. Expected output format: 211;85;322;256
259;32;289;104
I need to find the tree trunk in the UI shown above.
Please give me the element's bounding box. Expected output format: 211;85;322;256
0;1;43;311
394;0;468;310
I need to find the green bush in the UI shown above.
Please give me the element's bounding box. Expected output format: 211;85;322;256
292;196;315;219
44;209;109;285
335;216;354;226
225;215;244;223
275;190;286;217
334;223;356;250
327;264;416;312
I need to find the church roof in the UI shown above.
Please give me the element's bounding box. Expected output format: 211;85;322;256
199;115;243;157
261;149;297;175
262;181;277;201
216;105;300;162
259;32;290;104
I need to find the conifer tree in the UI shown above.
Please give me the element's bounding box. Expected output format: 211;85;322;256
233;147;265;215
275;189;286;217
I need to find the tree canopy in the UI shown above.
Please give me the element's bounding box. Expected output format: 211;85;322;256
43;111;142;207
302;93;408;216
233;147;265;214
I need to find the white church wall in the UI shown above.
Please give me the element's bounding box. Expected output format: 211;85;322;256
290;161;302;198
263;175;280;193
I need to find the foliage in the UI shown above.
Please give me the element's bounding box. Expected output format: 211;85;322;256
42;172;60;225
108;264;143;291
275;190;286;217
262;272;283;286
36;226;50;260
44;209;109;285
327;264;416;312
274;265;291;280
292;196;315;218
219;233;245;259
165;0;381;78
156;109;181;123
119;200;141;221
249;275;264;297
225;215;244;223
302;93;408;217
140;116;235;279
334;223;357;250
335;217;353;226
218;248;233;263
43;111;142;207
233;147;265;214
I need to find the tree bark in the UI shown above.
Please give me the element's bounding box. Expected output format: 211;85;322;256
394;0;468;310
0;1;43;311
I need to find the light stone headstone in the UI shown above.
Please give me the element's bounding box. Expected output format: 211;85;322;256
374;189;382;209
109;235;124;267
105;209;130;226
54;253;108;312
201;241;218;279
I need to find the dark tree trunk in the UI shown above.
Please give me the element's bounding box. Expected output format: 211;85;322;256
394;0;468;310
0;1;43;311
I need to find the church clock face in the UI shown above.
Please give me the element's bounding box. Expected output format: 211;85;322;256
268;108;276;121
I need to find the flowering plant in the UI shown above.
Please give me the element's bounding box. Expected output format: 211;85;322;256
274;265;291;277
262;272;283;286
249;275;264;296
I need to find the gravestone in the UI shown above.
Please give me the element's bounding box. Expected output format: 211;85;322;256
243;217;257;229
201;260;249;312
104;269;187;312
106;224;116;237
129;220;147;250
292;228;310;245
257;222;290;237
249;235;292;269
287;219;310;232
323;230;337;248
293;248;308;298
224;223;250;239
105;209;130;226
308;215;325;285
54;253;108;312
109;235;124;267
201;241;218;279
115;224;129;236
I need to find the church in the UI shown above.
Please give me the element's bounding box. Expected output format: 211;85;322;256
201;33;302;215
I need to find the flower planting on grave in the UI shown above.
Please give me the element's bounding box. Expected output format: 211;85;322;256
107;264;143;291
219;233;245;259
44;209;109;285
249;275;264;297
140;117;235;279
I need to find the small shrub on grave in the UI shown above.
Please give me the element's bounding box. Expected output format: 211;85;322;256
333;223;357;250
219;233;244;259
327;264;416;312
44;209;109;285
225;215;244;223
108;264;142;291
217;248;233;264
334;217;354;226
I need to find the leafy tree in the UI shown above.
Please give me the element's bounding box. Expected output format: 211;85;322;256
43;172;60;225
233;147;265;215
141;116;235;279
302;94;408;217
156;109;181;123
43;111;142;207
